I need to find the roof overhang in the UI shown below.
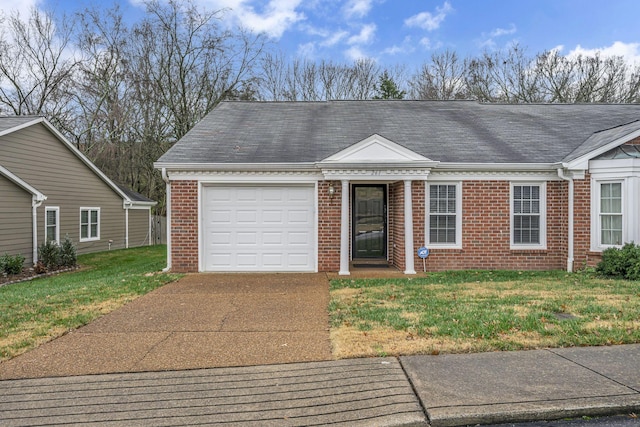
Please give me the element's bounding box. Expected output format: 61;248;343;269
0;165;47;201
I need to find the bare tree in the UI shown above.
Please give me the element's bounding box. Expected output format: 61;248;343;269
410;50;467;100
0;7;78;126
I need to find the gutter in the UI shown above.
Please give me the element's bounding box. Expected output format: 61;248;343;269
31;194;46;264
161;168;171;272
557;166;574;272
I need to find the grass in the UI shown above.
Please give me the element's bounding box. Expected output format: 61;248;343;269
330;270;640;358
0;245;181;361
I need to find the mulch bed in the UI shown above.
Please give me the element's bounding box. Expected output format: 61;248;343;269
0;266;78;288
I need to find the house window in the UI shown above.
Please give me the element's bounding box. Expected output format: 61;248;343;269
45;207;60;244
511;183;546;249
80;208;100;241
599;182;623;246
427;183;461;247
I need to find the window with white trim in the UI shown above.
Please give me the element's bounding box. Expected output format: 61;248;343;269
599;182;623;246
511;183;546;249
427;183;461;247
45;206;60;244
80;208;100;241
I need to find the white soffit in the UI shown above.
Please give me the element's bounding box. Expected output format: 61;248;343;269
320;134;431;163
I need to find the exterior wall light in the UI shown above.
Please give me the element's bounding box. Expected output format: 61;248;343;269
328;184;335;198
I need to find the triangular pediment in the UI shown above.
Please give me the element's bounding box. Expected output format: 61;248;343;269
321;134;431;163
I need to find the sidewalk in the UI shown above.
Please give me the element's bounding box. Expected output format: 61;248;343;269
1;344;639;426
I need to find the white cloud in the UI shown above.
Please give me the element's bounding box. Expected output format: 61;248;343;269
321;30;349;47
347;23;376;45
419;37;442;51
404;1;452;31
489;24;516;38
344;45;368;61
382;36;415;56
478;23;517;49
297;41;317;59
169;0;305;39
343;0;373;19
564;41;640;65
0;0;40;19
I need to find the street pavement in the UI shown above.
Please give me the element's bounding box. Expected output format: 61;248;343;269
0;273;639;426
1;344;639;426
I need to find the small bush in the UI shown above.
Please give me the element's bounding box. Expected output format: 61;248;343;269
38;240;61;270
59;236;77;268
597;243;640;280
1;253;25;275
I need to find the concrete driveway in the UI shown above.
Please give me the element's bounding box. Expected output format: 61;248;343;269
0;273;332;380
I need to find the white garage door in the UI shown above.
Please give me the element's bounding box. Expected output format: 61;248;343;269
202;185;316;272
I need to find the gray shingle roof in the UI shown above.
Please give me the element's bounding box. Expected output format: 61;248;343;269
159;100;640;165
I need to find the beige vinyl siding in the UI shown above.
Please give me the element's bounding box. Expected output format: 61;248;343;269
0;175;33;264
128;209;152;247
0;123;126;255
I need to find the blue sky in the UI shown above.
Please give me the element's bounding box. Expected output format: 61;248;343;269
3;0;640;68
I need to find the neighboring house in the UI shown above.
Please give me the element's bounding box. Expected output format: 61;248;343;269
0;116;156;266
154;101;640;275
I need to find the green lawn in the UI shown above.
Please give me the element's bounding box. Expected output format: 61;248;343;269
0;245;181;361
330;270;640;358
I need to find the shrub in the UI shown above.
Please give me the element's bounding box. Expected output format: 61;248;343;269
597;243;640;280
38;240;61;270
59;236;77;268
1;253;25;275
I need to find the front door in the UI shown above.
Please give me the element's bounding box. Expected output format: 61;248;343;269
352;185;386;258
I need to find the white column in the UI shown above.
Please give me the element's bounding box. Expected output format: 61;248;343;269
339;179;350;275
404;179;416;274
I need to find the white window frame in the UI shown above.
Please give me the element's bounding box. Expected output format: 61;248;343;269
426;181;462;249
510;182;547;250
80;207;101;242
592;179;625;250
45;206;60;244
589;157;640;252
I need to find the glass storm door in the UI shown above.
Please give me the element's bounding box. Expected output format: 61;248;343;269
353;185;387;258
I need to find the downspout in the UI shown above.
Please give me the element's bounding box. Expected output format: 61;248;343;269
557;167;574;272
124;203;130;249
32;195;46;264
161;168;171;272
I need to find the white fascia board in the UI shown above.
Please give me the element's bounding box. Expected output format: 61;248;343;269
154;162;319;172
317;160;438;169
0;164;47;201
435;162;559;172
566;128;640;171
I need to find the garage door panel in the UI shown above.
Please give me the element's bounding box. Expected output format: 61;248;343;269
210;232;232;245
262;210;283;224
203;185;315;272
262;232;283;245
236;232;257;245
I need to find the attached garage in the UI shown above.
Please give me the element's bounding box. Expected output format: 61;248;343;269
201;184;316;272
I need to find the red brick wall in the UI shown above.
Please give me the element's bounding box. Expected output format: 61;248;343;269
389;181;405;270
170;180;199;272
425;180;568;271
169;177;584;273
573;174;600;269
318;181;342;271
410;180;426;271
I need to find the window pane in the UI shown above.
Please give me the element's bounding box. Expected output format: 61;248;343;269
81;210;88;224
47;210;56;225
81;224;88;239
91;224;98;237
91;210;98;223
